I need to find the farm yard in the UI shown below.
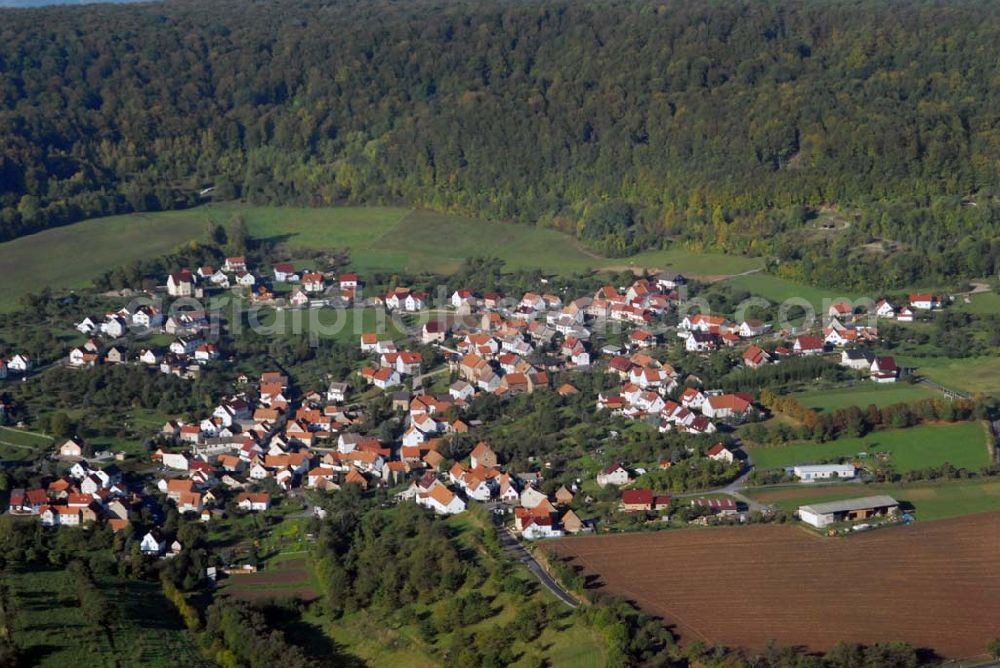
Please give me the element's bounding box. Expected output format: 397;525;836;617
745;421;991;473
745;478;1000;521
790;383;937;412
547;512;1000;659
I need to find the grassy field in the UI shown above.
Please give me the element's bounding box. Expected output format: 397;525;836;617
895;355;1000;395
0;426;53;462
0;209;210;311
8;569;207;667
791;383;937;412
746;479;1000;522
746;421;991;472
251;305;405;343
724;272;863;311
0;204;763;311
954;290;1000;315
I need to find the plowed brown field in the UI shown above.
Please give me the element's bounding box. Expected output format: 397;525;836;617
549;513;1000;658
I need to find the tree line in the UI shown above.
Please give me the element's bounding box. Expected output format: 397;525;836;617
1;1;1000;288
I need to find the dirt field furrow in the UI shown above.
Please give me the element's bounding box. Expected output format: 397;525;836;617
548;514;1000;658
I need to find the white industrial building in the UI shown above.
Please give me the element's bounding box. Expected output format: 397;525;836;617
798;495;899;528
792;464;856;482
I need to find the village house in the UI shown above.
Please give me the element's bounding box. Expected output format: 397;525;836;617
224;256;247;273
691;497;738;516
596;462;631;487
870;356;898;383
167;270;195;297
621;488;654;512
8;354;32;373
421;320;449;344
742;345;771;369
702;394;755;422
909;293;941;310
793;336;825;356
302;272;325;293
840;348;875;371
58;438;85;459
469;442;498;469
707;442;736;464
874;299;896;319
416;484;467;515
237;492;271;512
273;263;296;282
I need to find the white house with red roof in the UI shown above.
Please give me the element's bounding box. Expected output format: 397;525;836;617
793;336;825;356
874;299;896;319
223;256;247;273
167;270;195;297
870;356;898;383
702;394;755;421
909;293;941;310
707;443;735;464
416;484;466;515
596;463;630;487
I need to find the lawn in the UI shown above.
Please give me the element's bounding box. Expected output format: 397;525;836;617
894;355;1000;395
0;203;768;311
746;479;1000;522
746;421;991;472
792;383;937;412
8;569;206;667
725;272;864;312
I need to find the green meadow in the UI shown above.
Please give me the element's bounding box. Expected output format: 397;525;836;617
0;203;761;311
746;421;991;472
895;355;1000;395
724;272;863;311
791;383;937;412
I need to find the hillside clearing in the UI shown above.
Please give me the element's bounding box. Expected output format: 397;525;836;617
0;204;763;312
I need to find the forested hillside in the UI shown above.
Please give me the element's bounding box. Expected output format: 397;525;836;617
2;0;1000;288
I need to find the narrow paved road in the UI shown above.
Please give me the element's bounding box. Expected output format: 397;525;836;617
495;523;579;608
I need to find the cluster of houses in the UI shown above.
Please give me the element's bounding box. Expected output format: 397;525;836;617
597;353;758;434
14;260;961;552
594;456;741;518
165;257;364;309
677;313;770;352
358;338;424;390
8;455;127;529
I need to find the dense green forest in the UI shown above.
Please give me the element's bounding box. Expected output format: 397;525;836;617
2;0;1000;288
